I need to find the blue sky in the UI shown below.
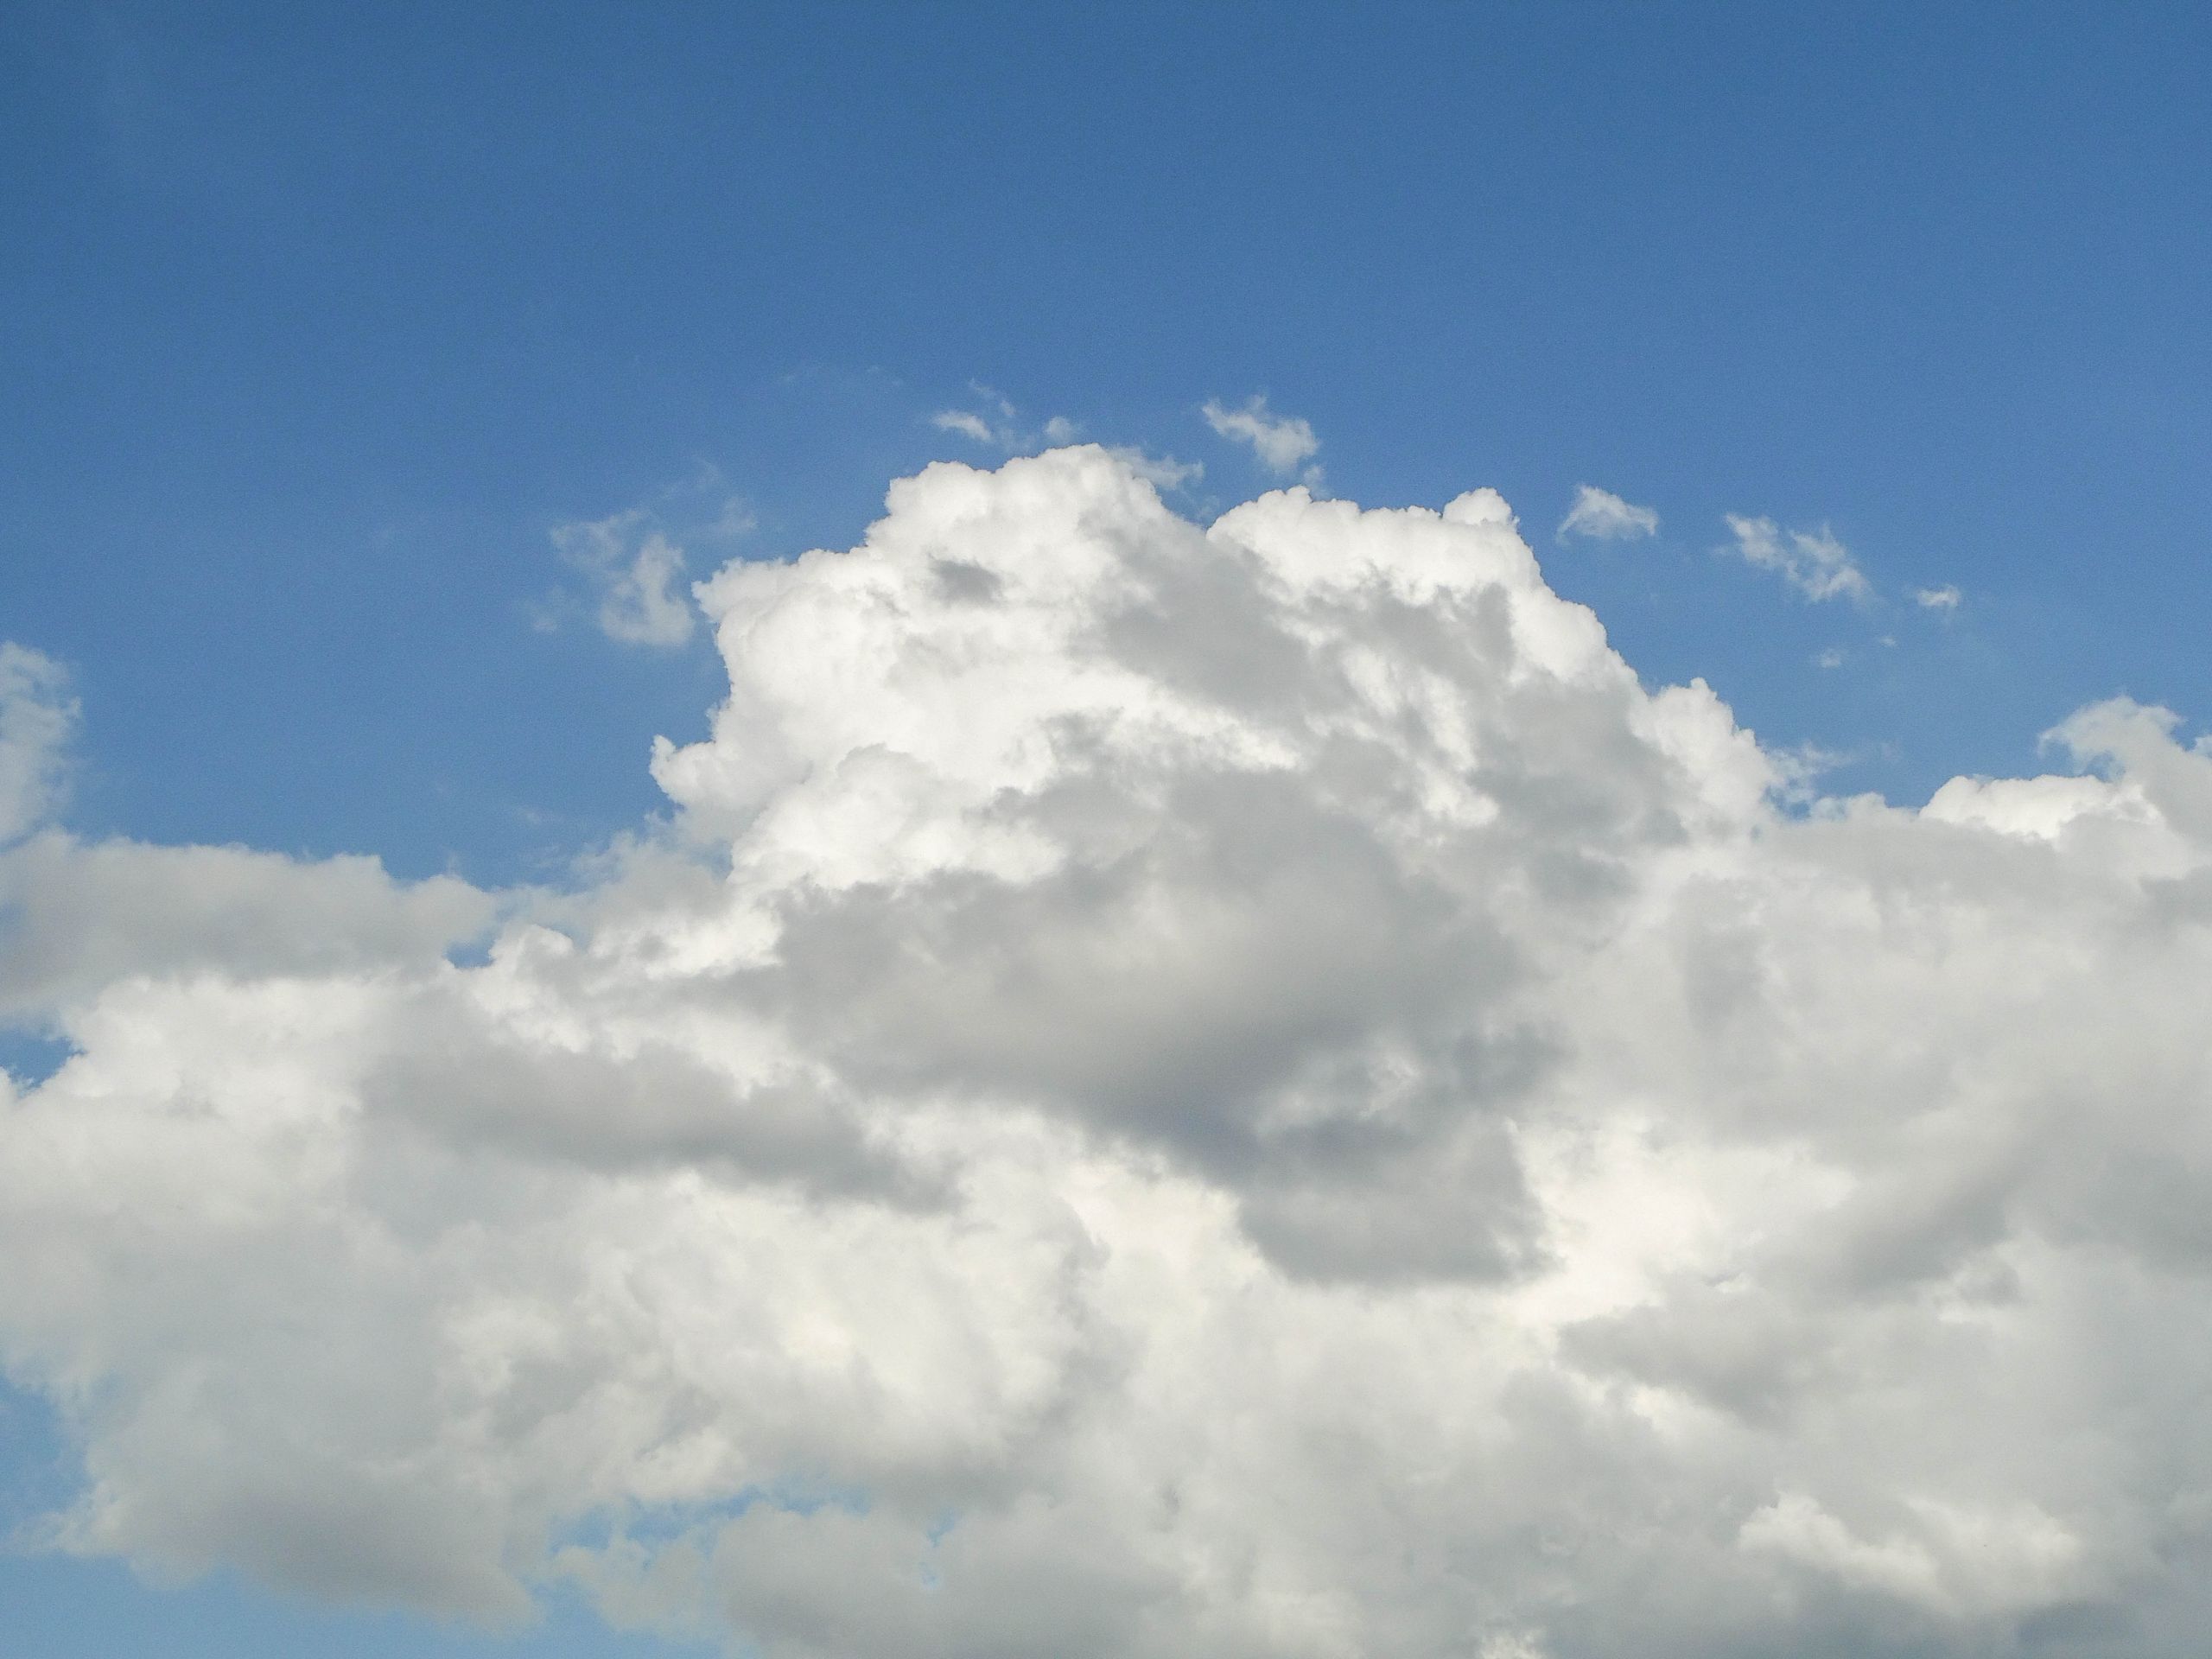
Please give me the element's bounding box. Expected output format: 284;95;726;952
10;3;2211;886
7;4;2212;1656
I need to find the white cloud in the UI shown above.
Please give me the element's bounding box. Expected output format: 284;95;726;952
8;449;2212;1657
550;511;699;648
1104;444;1202;490
1556;484;1658;542
931;409;996;444
1201;394;1321;480
1724;512;1872;603
929;387;1094;461
0;643;76;844
1916;584;1963;611
548;479;751;650
932;394;1196;490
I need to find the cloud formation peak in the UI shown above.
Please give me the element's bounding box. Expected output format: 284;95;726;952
5;449;2212;1658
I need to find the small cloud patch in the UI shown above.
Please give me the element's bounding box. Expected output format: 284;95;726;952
1557;485;1658;542
1202;394;1322;484
1724;513;1872;604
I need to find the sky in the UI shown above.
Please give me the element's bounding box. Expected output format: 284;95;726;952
5;5;2212;1657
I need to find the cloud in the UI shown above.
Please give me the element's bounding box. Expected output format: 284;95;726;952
1103;444;1201;490
1201;394;1321;480
0;644;76;844
932;391;1198;490
931;390;1098;459
547;475;752;649
1556;485;1658;542
1916;584;1963;611
550;511;700;648
931;409;996;444
931;384;1025;449
1723;512;1872;603
7;449;2212;1657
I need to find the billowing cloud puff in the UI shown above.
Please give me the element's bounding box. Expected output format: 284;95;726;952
5;448;2212;1657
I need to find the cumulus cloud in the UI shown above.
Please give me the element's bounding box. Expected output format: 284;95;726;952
7;448;2212;1657
1724;512;1872;603
1201;394;1321;481
1916;584;1963;611
1557;485;1658;542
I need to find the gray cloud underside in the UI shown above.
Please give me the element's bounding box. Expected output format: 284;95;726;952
4;449;2212;1657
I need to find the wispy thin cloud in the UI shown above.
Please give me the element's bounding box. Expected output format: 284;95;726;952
1723;513;1872;604
930;385;1084;454
1557;485;1658;543
1202;394;1321;483
543;470;752;649
931;409;996;444
0;642;76;843
932;391;1197;488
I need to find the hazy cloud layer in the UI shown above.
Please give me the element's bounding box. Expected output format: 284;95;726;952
1557;485;1658;542
5;448;2212;1657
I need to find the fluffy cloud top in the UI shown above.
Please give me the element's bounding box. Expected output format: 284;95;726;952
1557;485;1658;542
1724;513;1872;603
5;449;2212;1658
1202;395;1321;479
